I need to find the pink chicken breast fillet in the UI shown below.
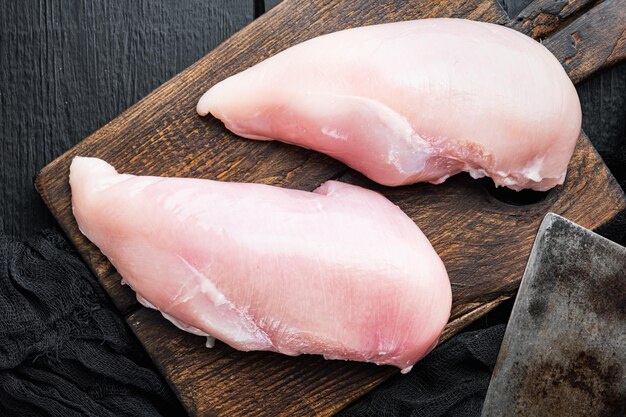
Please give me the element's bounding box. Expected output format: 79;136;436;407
70;157;451;372
197;18;582;191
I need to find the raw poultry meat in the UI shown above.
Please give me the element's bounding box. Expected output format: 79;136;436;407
197;18;582;191
70;157;451;372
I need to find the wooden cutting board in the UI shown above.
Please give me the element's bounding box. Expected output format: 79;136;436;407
35;0;626;415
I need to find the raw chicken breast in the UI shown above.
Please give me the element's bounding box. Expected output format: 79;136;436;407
197;18;582;191
70;157;451;372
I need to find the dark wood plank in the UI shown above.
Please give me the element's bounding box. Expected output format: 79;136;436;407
0;0;254;239
508;0;598;39
502;0;533;17
543;0;626;84
578;65;626;173
33;0;626;415
264;0;283;10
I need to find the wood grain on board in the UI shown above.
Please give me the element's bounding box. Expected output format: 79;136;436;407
543;0;626;84
507;0;598;38
35;0;626;415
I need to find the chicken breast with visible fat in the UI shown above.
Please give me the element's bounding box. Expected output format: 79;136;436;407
198;18;582;191
70;157;451;372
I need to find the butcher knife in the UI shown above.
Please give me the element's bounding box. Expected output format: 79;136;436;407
481;213;626;417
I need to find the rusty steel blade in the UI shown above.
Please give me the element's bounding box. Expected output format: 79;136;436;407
482;213;626;417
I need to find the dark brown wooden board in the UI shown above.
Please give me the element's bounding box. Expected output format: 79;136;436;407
35;0;626;416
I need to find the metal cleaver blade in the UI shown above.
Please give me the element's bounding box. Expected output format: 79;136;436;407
481;212;626;417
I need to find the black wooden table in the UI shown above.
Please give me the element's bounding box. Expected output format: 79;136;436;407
1;0;624;239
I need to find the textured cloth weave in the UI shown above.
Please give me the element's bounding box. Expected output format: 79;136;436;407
0;231;184;417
